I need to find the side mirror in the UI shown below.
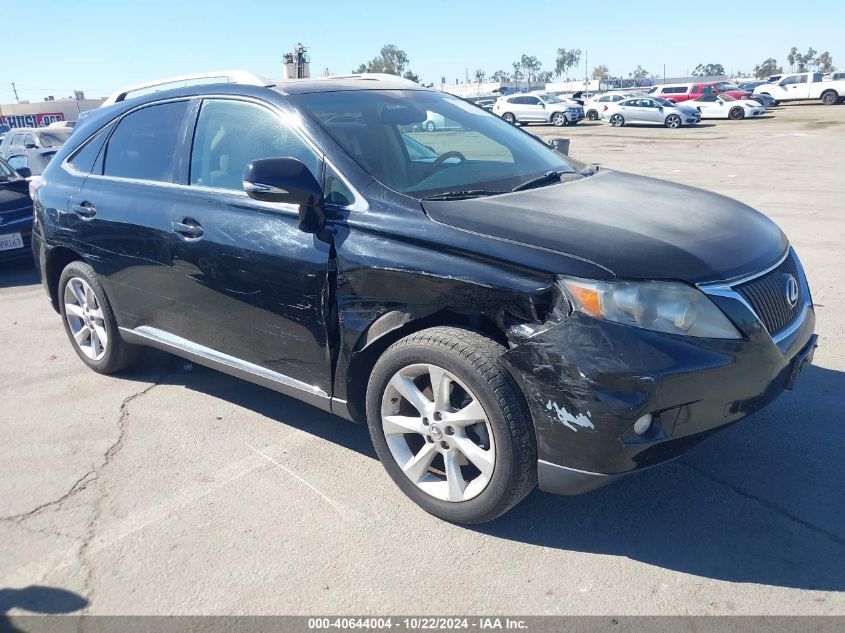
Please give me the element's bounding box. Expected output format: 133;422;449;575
15;166;32;179
242;157;325;233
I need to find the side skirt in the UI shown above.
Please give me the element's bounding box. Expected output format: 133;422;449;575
119;325;355;420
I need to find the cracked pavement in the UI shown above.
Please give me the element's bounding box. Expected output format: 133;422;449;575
1;104;844;616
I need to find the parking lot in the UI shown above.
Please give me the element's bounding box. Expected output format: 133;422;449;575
1;103;843;616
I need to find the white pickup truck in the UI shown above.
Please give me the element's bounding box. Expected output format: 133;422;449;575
754;71;845;105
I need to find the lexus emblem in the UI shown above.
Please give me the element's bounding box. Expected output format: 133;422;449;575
784;275;799;309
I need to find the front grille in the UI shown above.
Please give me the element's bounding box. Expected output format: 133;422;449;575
734;252;803;334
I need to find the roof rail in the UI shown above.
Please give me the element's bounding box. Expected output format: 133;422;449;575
319;73;419;86
101;70;270;107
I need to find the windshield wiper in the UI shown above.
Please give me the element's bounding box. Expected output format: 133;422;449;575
511;170;569;192
422;190;504;201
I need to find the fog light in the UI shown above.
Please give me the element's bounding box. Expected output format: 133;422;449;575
633;414;653;436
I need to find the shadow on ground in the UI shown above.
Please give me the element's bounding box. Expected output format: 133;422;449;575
1;585;87;631
0;258;38;289
118;351;844;593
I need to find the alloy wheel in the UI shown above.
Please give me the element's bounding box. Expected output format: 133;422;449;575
64;277;109;361
666;115;681;128
380;363;495;502
552;113;566;126
610;114;624;127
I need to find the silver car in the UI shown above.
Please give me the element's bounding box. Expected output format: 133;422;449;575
492;93;584;127
601;96;701;128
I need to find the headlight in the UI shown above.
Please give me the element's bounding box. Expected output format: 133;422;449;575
557;276;741;339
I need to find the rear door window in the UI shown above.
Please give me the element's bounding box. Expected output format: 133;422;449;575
103;101;190;182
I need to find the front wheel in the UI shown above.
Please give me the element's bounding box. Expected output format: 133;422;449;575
551;112;567;127
729;106;745;120
665;114;682;128
609;114;625;127
366;327;537;524
58;261;142;374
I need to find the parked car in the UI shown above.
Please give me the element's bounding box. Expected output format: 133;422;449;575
602;96;701;127
754;71;845;105
583;92;649;120
32;74;816;523
823;70;845;81
651;82;756;104
493;93;584;126
0;157;34;262
687;94;765;120
7;149;58;177
0;127;73;161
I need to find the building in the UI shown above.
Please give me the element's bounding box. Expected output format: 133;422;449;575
0;95;105;130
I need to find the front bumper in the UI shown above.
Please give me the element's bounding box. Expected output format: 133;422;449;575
502;280;816;495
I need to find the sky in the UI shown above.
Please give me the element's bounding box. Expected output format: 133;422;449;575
2;0;844;103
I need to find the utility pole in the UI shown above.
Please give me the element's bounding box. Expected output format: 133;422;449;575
11;82;19;101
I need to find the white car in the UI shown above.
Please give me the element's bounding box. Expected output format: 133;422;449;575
754;71;845;105
583;92;649;121
601;96;701;128
492;93;584;126
686;94;765;120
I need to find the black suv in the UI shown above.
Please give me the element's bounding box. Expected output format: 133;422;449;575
32;77;816;523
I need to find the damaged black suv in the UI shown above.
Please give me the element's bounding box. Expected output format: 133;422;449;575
32;75;816;523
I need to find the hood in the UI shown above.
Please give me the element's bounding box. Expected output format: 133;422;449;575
0;179;31;213
422;170;787;283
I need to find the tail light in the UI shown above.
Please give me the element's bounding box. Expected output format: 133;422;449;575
29;176;43;198
603;105;608;111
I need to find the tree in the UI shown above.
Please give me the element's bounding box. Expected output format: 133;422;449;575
519;55;542;83
753;58;782;79
403;70;420;83
554;48;582;79
787;47;798;72
512;61;523;89
817;51;834;73
631;65;649;79
491;70;511;82
353;44;411;76
537;70;553;83
796;47;816;71
692;63;726;77
592;65;609;80
474;68;486;85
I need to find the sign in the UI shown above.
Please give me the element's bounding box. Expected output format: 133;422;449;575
0;112;65;128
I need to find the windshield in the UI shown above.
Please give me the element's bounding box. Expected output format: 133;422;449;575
720;94;737;102
653;97;675;107
292;89;577;198
714;82;738;91
0;158;13;178
538;94;563;104
36;129;72;147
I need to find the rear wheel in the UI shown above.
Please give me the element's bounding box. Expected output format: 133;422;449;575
551;112;567;127
425;120;436;131
366;327;536;524
586;109;598;121
58;261;142;374
665;114;682;128
821;90;839;106
502;112;516;124
729;106;745;120
609;114;625;127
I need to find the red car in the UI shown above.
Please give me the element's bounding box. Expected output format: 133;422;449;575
650;81;755;103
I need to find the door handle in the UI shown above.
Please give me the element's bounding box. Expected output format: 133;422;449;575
71;202;96;219
172;218;204;239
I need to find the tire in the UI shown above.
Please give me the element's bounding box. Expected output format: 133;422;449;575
665;114;682;128
729;106;745;120
551;112;567;127
586;109;598;121
821;91;839;106
366;327;536;524
609;113;625;127
58;261;142;374
502;113;516;125
425;120;436;131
